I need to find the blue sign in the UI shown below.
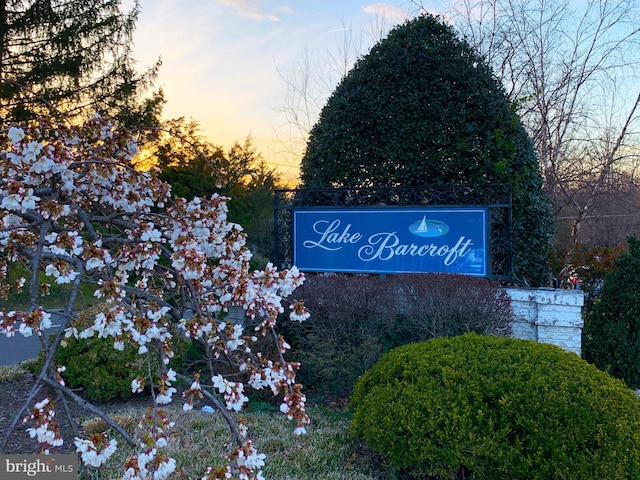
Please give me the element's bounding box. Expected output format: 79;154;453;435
293;208;487;276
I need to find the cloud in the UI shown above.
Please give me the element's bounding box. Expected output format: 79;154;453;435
216;0;290;21
362;3;409;23
277;5;293;14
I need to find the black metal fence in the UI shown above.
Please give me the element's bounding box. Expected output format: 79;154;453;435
274;185;513;280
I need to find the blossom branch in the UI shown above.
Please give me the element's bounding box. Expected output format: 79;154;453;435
0;114;307;479
40;375;136;447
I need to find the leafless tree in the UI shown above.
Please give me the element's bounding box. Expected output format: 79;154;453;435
278;1;640;249
556;168;640;250
410;0;640;247
274;47;343;164
273;13;403;166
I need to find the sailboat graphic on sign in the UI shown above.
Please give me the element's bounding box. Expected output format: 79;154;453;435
409;215;449;237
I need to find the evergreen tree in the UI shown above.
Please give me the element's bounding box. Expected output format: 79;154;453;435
300;14;553;286
0;0;161;126
584;236;640;389
153;118;228;200
154;119;281;264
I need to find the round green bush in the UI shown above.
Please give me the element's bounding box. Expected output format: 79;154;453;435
350;334;640;479
52;334;150;402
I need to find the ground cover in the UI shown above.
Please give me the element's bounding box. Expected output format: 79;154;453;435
0;364;387;479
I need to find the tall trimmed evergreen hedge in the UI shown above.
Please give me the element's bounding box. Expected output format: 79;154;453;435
300;15;552;285
584;236;640;388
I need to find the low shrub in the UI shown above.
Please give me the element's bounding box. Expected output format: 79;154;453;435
350;334;640;479
284;273;512;400
550;242;624;314
35;323;194;403
49;334;152;402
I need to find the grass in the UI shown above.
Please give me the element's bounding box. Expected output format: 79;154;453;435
79;404;388;480
0;364;388;479
0;264;101;311
0;362;31;382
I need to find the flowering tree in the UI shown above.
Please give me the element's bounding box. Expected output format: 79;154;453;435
0;115;310;479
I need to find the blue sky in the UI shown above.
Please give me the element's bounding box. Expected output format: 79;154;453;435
127;1;429;179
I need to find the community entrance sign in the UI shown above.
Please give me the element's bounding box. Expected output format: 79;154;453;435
293;208;487;275
274;185;513;280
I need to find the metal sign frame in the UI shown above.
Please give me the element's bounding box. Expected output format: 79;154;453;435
274;185;513;280
292;207;488;275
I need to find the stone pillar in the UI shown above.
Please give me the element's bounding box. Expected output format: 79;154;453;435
504;288;584;356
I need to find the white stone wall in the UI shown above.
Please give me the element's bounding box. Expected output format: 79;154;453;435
505;287;585;356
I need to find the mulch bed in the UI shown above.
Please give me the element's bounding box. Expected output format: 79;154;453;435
0;374;150;454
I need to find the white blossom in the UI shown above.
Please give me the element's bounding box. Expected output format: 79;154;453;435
8;126;25;143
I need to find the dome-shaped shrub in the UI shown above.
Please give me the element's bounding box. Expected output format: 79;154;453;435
300;14;553;286
350;334;640;479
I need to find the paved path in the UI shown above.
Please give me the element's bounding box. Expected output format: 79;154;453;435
0;313;63;366
0;333;46;366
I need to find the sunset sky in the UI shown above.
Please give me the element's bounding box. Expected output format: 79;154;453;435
127;1;429;181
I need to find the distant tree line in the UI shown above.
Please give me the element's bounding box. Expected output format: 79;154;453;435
0;0;280;265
